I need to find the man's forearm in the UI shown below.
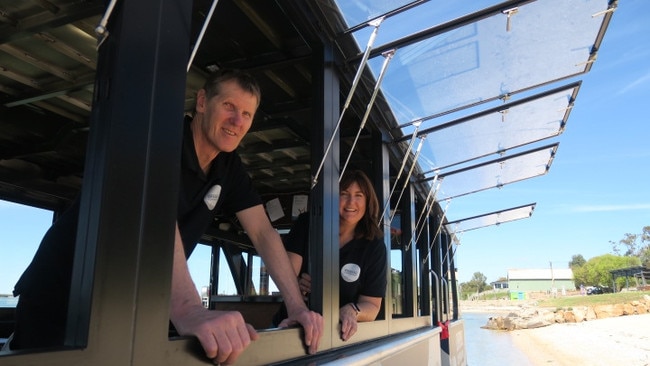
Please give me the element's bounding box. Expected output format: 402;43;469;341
238;206;307;314
257;232;305;313
169;224;202;321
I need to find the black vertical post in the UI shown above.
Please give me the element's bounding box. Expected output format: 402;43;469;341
310;40;339;349
371;130;390;320
399;184;415;317
448;245;459;320
210;246;221;307
431;217;442;323
439;232;451;359
67;0;192;361
418;213;431;316
441;232;450;317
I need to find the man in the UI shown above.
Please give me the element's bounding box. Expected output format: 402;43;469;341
11;69;322;364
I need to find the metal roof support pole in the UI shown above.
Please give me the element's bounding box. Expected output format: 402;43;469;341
94;0;118;48
423;200;450;265
409;176;440;251
311;17;384;189
187;0;219;71
378;120;422;227
339;49;395;181
435;201;452;262
388;136;426;226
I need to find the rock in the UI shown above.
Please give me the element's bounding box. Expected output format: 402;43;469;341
563;311;577;323
481;316;504;330
593;304;625;319
542;311;556;323
554;310;565;323
503;317;516;331
622;303;635;315
571;307;587;323
585;307;597;321
524;319;551;329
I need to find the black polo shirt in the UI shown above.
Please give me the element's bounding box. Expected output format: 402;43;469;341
284;213;387;306
338;236;387;306
11;116;261;349
272;212;387;325
177;117;262;257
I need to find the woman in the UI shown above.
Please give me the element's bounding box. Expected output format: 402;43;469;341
274;170;387;341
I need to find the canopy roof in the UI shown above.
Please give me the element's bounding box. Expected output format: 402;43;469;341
0;0;617;237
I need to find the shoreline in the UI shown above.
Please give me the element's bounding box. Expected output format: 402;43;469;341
509;313;650;365
461;300;650;365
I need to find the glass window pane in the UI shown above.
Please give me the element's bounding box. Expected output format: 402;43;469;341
217;248;238;295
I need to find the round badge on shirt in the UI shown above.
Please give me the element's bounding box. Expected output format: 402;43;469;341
341;263;361;282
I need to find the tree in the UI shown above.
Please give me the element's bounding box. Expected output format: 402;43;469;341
572;254;641;289
641;226;650;267
611;233;638;256
462;271;488;293
610;226;650;263
640;246;650;268
569;254;586;268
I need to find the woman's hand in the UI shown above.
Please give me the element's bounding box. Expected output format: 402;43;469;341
298;272;312;297
339;303;359;341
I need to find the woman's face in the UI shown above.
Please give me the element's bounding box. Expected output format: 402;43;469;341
339;181;366;227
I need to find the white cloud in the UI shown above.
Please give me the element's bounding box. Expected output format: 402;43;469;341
571;203;650;213
616;70;650;96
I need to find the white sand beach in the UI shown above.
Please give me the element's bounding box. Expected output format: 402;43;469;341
461;298;650;365
509;313;650;365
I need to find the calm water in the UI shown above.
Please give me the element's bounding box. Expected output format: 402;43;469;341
463;311;533;365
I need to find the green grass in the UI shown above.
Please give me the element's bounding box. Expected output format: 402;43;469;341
461;290;510;301
536;291;650;309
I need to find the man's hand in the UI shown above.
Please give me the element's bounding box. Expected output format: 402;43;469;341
236;207;324;355
278;307;323;354
277;272;322;353
172;304;259;365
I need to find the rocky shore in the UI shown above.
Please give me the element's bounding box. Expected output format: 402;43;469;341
476;294;650;331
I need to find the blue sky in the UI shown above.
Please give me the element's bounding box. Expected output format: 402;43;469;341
1;1;649;295
452;0;650;283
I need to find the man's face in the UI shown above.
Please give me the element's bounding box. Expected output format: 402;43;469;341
195;80;259;154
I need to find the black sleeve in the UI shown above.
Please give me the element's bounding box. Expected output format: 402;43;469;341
283;212;310;259
360;238;387;298
220;153;262;214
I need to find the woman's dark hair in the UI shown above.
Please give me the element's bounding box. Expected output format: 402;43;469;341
201;68;261;107
340;170;383;241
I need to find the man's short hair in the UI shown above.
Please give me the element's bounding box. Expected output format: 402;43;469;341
202;68;261;107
